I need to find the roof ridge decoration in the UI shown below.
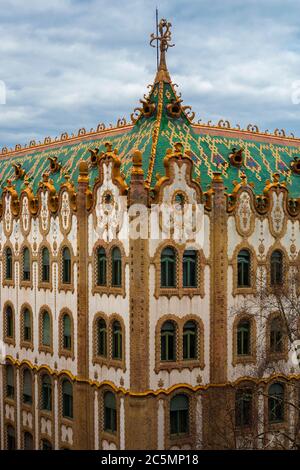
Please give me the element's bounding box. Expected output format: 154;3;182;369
0;119;132;158
195;119;297;141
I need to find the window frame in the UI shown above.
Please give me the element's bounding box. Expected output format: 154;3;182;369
237;249;251;288
41;374;52;412
182;250;197;288
161;247;177;289
41;246;50;283
22;368;33;407
22;247;31;282
62;379;73;420
268;383;285;424
170;394;190;437
235;388;253;427
103;391;117;434
161;321;176;362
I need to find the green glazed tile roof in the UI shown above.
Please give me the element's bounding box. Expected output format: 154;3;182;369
1;78;300;198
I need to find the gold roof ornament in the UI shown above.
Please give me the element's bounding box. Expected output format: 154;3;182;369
150;18;174;83
131;149;143;175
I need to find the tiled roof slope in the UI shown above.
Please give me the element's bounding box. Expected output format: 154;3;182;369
1;76;300;198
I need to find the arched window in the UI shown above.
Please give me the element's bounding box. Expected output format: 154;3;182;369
23;247;30;281
112;321;122;360
41;439;52;450
23;308;32;342
6;425;16;450
235;389;252;426
6;306;14;338
183;321;197;360
62;380;73;419
97;318;107;357
63;314;72;350
5;247;12;280
111;247;122;287
23;431;33;450
104;391;117;433
237;249;251;287
161;247;176;288
237;320;251;356
6;365;14;399
41;374;52;411
42;247;50;282
42;311;51;347
183;250;197;288
97;247;107;286
271;250;283;286
161;321;176;361
23;369;32;405
62;247;71;284
268;383;284;423
170;394;189;435
270;317;283;353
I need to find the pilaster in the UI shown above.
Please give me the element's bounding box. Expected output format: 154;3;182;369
73;161;93;449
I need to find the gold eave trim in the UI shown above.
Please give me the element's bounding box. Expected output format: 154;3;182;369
4;356;300;397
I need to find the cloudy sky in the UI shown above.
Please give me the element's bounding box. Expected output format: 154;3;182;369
1;0;300;148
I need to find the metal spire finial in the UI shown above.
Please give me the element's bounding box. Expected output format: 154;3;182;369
150;18;174;83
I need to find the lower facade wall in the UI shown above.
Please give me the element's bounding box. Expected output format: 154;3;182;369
1;363;299;450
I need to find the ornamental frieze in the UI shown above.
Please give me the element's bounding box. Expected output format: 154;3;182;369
269;190;286;238
235;190;255;237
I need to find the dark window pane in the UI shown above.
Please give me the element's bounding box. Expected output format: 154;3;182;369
62;247;71;284
7;426;16;450
170;395;189;435
63;315;71;350
23;370;32;405
161;321;175;361
112;321;122;359
42;311;51;346
97;247;107;286
183;321;197;360
23;248;30;281
271;251;283;286
62;380;73;419
104;392;117;433
6;365;14;399
237;250;251;287
97;319;107;357
6;248;12;280
111;247;121;287
41;375;52;411
23;309;31;342
270;317;283;353
268;383;284;423
183;250;197;288
235;389;252;426
41;439;52;450
237;320;251;355
24;432;33;450
42;248;50;282
161;248;176;288
6;307;13;338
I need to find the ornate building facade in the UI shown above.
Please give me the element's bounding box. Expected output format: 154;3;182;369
0;20;300;450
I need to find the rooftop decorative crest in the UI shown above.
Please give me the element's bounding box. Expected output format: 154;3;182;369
150;18;174;83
